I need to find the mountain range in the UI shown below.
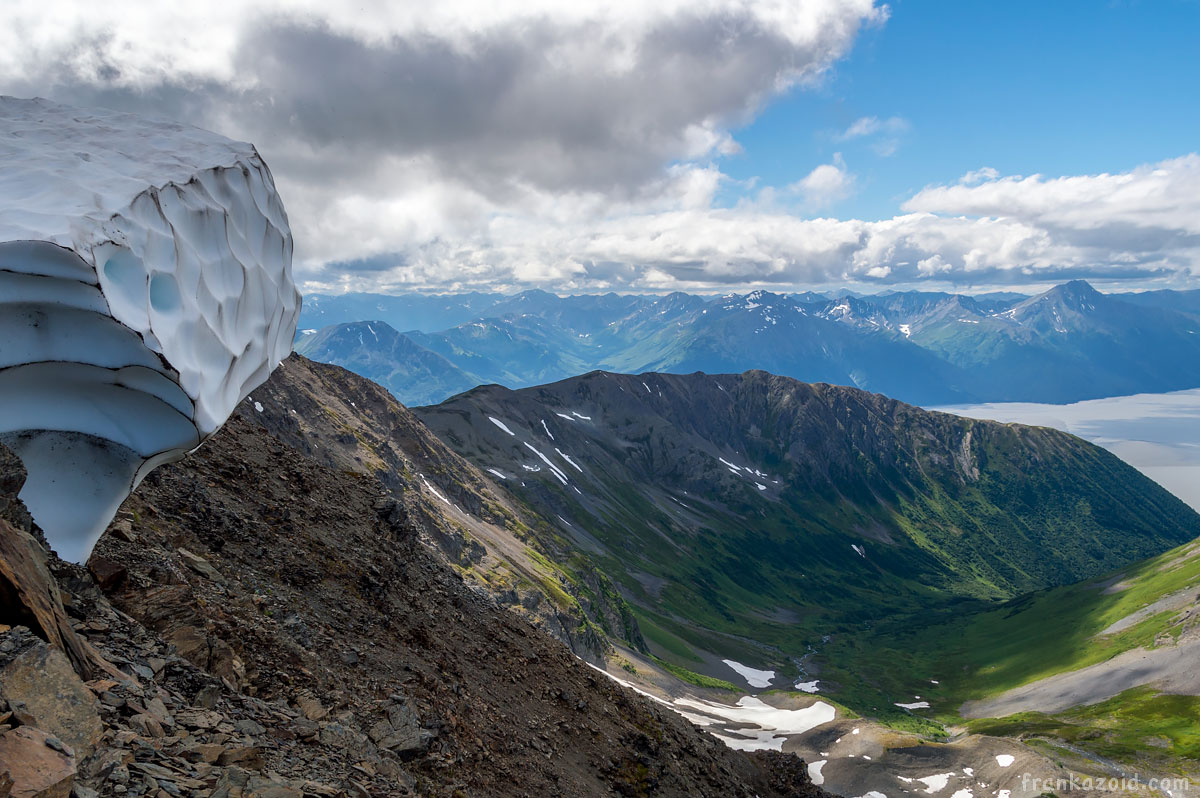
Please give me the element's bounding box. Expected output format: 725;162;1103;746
9;351;1199;794
296;281;1200;407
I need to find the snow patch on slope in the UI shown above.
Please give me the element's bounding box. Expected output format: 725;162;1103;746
524;442;569;484
488;416;516;436
555;448;584;472
722;659;775;688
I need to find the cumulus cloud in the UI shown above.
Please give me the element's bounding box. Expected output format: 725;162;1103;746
3;2;1198;293
319;155;1200;294
792;153;855;210
905;155;1200;237
0;0;885;271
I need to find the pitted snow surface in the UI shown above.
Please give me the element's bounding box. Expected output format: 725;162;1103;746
0;97;298;563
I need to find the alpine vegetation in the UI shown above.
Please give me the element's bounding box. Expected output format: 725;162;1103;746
0;97;300;563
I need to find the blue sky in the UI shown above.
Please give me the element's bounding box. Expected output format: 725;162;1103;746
5;0;1200;293
723;0;1200;221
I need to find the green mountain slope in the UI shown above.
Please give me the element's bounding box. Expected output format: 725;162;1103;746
414;370;1200;689
829;535;1200;777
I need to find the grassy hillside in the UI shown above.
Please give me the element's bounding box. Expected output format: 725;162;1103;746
829;537;1200;713
414;370;1200;717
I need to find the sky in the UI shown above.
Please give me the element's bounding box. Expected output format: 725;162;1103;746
3;0;1199;295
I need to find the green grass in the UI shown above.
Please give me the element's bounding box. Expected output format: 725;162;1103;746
967;687;1200;776
652;657;741;692
635;612;702;663
873;542;1200;705
812;538;1200;724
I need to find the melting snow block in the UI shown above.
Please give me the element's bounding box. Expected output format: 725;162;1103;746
0;97;300;563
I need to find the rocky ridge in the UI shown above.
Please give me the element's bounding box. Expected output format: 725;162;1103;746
0;359;827;798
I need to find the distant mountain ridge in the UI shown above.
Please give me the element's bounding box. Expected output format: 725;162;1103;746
299;281;1200;406
294;322;479;406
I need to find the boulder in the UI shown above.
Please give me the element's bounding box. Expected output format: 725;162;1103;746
0;627;101;759
85;556;126;593
0;726;76;798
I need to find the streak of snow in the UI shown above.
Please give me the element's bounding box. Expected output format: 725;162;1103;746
555;448;584;472
488;417;516;436
674;695;836;750
540;419;554;440
420;476;451;506
485;468;508;480
524;442;569;484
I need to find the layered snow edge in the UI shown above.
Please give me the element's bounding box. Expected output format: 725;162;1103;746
0;97;300;563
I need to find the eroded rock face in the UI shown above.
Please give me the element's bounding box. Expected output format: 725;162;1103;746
0;97;299;563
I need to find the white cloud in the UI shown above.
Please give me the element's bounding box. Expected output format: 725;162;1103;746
313;155;1200;294
0;0;886;274
906;155;1200;236
958;167;1000;185
838;115;908;156
792;153;855;210
3;4;1198;294
840;115;904;139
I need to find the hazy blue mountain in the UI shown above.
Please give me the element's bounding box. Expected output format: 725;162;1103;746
787;290;830;303
298;281;1200;406
607;291;973;405
294;321;481;406
916;281;1200;401
408;315;599;389
298;292;504;334
1114;287;1200;319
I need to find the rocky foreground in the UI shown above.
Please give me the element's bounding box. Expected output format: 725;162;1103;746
0;362;827;797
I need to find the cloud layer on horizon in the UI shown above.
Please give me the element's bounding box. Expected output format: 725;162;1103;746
3;1;1198;293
